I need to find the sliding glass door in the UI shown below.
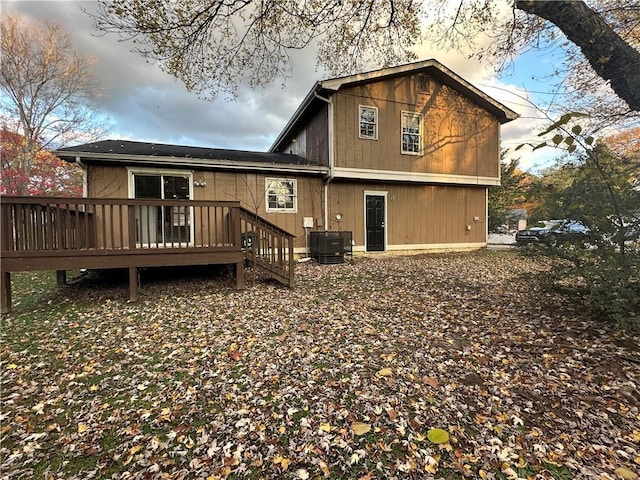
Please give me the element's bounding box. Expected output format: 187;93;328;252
132;172;192;246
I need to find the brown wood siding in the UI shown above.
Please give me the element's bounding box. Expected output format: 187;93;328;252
305;105;329;166
89;165;129;197
332;74;501;179
281;105;329;166
88;165;130;247
86;164;324;249
327;180;487;247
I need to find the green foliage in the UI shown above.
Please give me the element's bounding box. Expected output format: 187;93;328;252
537;248;639;333
521;123;640;333
535;143;639;248
543;461;574;480
488;156;528;232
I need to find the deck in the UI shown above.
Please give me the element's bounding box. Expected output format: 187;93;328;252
0;196;295;313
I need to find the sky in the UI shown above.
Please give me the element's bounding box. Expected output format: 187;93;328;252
2;0;563;172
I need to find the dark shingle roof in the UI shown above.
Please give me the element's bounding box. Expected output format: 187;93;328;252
57;140;318;167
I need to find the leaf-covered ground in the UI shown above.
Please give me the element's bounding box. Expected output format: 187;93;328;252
1;251;639;480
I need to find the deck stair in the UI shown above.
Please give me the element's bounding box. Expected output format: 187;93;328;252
239;207;295;288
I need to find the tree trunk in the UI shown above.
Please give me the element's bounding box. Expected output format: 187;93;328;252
516;0;640;112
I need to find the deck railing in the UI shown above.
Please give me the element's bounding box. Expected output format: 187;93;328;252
0;196;241;253
1;196;295;312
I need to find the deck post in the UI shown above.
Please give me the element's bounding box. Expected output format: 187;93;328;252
56;270;67;286
230;206;245;290
1;271;11;314
288;236;295;288
235;261;245;290
129;267;139;302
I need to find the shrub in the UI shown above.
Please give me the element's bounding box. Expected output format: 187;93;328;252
530;246;639;333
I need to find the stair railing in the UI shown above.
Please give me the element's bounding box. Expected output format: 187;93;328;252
238;207;295;287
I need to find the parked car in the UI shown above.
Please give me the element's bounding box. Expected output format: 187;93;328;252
515;220;591;247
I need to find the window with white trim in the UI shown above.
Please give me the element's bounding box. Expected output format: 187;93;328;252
265;178;297;212
401;111;423;155
359;105;378;140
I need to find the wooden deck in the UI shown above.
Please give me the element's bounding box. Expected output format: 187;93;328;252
0;196;295;313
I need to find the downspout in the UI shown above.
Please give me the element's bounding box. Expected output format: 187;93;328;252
314;91;334;231
75;156;88;197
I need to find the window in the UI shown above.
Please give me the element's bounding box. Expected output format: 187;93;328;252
266;178;297;212
359;105;378;140
401;111;423;155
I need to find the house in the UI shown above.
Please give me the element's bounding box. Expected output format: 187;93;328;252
1;59;517;312
56;59;518;254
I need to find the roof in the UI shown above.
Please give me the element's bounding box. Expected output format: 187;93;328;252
269;59;519;152
56;140;328;175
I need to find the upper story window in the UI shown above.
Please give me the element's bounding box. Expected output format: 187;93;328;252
401;111;423;155
359;105;378;140
265;178;297;212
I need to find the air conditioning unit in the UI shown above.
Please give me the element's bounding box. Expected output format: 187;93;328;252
309;231;352;264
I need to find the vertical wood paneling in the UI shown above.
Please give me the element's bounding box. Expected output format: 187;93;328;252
332;74;501;180
84;164;326;250
328;181;486;247
305;106;329;166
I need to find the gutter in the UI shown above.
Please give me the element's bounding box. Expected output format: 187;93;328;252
313;91;334;231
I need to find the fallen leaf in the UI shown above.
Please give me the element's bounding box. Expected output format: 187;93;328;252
273;454;291;470
423;376;439;387
615;467;638;480
296;468;310;479
129;445;143;455
427;428;449;444
376;368;393;377
351;422;371;436
318;459;330;476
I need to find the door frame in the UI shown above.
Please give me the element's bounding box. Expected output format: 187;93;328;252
363;190;387;252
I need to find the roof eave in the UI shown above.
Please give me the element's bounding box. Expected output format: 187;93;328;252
270;60;519;142
56;151;329;176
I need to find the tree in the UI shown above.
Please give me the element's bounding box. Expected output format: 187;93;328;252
0;14;106;195
527;121;640;253
1;127;83;196
603;126;640;188
488;155;528;231
525;132;640;333
89;0;640;110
